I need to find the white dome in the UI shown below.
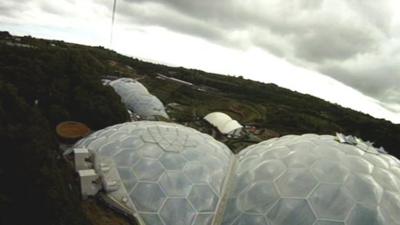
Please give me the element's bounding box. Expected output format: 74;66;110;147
75;121;234;225
222;134;400;225
220;120;242;134
204;112;242;134
204;112;233;126
109;78;168;119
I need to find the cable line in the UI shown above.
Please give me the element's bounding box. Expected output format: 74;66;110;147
110;0;117;48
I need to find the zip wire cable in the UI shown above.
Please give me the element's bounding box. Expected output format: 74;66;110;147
110;0;117;48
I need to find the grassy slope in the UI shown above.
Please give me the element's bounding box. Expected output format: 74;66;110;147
103;49;400;157
57;34;399;157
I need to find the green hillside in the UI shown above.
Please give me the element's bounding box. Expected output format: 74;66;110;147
0;31;399;225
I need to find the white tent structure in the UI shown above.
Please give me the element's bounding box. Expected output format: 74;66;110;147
204;112;242;135
109;78;169;120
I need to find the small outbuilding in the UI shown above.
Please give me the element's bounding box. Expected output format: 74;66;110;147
204;112;243;136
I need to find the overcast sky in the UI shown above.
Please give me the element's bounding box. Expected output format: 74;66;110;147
1;0;400;123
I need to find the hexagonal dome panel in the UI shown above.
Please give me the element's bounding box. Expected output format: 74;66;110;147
132;158;164;181
266;199;316;225
237;181;279;214
379;191;400;224
275;168;318;197
344;155;374;174
253;160;286;181
160;152;187;170
188;184;219;212
114;148;140;167
309;184;354;220
159;171;192;196
183;163;210;184
140;214;164;225
160;198;196;225
311;159;349;183
232;214;268;225
372;167;400;192
140;143;164;159
344;173;383;206
347;204;385;225
130;182;166;212
193;214;214;225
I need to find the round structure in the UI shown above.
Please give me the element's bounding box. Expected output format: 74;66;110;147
204;112;242;135
74;121;234;225
56;121;91;142
222;134;400;225
109;78;169;120
74;124;400;225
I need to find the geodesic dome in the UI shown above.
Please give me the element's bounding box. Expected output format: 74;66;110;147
74;122;400;225
223;134;400;225
74;121;234;225
109;78;169;120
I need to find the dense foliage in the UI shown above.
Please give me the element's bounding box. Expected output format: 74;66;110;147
120;53;400;157
0;35;129;225
0;82;90;225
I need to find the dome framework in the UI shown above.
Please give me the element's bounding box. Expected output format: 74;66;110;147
74;122;400;225
75;122;234;225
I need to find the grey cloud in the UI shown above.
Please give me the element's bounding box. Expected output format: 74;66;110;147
346;0;393;33
298;0;324;10
2;0;399;114
116;0;400;113
0;0;32;17
40;1;68;16
117;2;225;42
320;58;400;104
293;23;382;63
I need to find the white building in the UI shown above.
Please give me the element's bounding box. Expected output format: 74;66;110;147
108;78;169;120
204;112;243;136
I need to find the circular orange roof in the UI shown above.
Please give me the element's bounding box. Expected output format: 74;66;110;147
56;121;91;140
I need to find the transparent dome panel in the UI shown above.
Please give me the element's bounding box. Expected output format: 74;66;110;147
76;128;400;225
75;121;234;225
222;134;400;225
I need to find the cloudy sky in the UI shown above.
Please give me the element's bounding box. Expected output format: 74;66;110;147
1;0;400;123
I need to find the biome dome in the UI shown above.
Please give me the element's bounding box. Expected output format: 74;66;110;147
74;122;400;225
74;121;234;225
223;134;400;225
108;78;169;120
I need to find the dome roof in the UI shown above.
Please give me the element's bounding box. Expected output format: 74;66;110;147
204;112;242;134
109;78;168;119
75;121;234;225
74;124;400;225
204;112;233;125
220;120;242;134
223;134;400;225
110;78;149;96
